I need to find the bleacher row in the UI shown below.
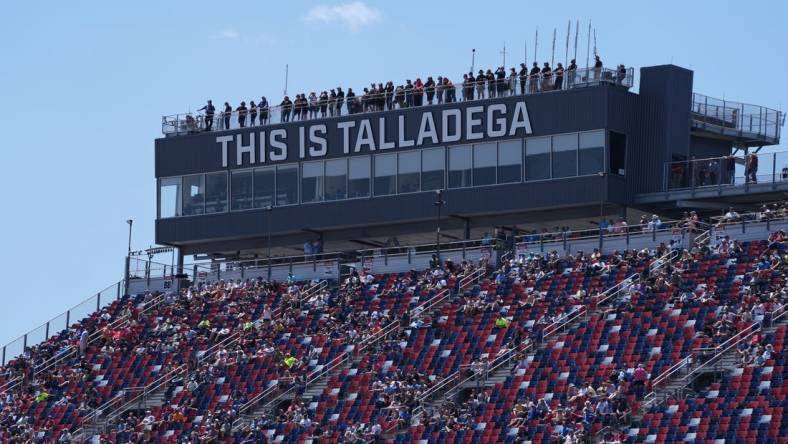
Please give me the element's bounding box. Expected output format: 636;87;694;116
0;229;784;444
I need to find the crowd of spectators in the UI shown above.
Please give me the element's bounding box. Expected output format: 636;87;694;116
187;56;629;131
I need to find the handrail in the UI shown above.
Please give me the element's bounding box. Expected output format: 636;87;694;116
162;66;634;136
513;221;683;246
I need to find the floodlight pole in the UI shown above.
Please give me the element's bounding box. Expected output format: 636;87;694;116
434;190;446;262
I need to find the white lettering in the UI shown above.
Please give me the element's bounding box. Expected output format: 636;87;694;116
269;129;287;162
378;117;395;150
466;106;484;140
337;121;356;154
416;112;438;146
216;135;234;168
441;109;461;143
398;115;415;148
236;133;256;166
298;127;306;159
354;119;376;152
258;131;266;163
509;101;533;136
309;125;328;157
487;104;507;138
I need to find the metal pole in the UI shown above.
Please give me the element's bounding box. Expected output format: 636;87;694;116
586;21;591;71
126;219;133;254
435;190;445;262
471;48;475;74
266;205;273;280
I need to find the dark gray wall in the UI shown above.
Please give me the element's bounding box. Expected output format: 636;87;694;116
689;135;732;159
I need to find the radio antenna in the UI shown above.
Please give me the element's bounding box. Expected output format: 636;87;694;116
283;64;289;96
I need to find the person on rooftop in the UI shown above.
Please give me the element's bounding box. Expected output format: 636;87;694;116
519;63;528;95
475;70;486;99
236;101;248;127
495;66;506;97
529;62;540;94
593;55;603;79
425;77;436;105
279;96;292;123
554;63;565;90
336;87;345;116
198;100;215;131
223;102;232;130
413;78;424;107
259;96;269;124
567;59;578;87
486;69;496;98
541;62;552;91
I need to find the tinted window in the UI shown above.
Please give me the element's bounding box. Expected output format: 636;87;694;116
448;145;472;188
552;134;578;178
182;174;204;215
205;172;228;213
473;143;497;186
348;156;371;198
254;167;275;208
497;140;522;184
325;159;347;201
374;154;397;196
159;177;181;218
276;165;298;206
578;131;605;175
610;131;627;175
231;170;253;211
421;148;445;191
398;151;421;193
525;137;551;181
301;161;324;203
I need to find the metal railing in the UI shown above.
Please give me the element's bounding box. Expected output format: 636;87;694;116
664;151;788;191
642;302;787;411
162;67;634;136
691;93;783;142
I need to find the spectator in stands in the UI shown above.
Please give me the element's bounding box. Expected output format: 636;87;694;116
723;207;741;223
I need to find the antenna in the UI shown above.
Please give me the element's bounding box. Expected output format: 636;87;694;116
585;20;591;70
593;28;597;57
573;20;579;62
564;20;570;66
551;28;556;66
534;28;539;62
500;43;508;67
284;64;289;97
471;48;476;73
524;40;527;68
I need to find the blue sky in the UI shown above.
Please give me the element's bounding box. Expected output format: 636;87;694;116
0;0;785;346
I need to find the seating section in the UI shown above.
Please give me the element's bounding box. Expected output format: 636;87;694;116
0;231;784;444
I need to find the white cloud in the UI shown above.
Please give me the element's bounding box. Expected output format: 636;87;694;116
212;29;240;40
304;2;382;31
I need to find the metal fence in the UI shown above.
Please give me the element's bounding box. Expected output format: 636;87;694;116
664;151;788;191
162;66;634;136
691;93;783;142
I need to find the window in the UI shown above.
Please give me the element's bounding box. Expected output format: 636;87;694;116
578;131;605;175
609;131;627;175
205;172;228;213
473;143;497;186
374;154;397;196
254;167;275;208
182;174;205;216
398;151;421;193
497;140;522;184
231;170;253;211
421;148;445;191
301;161;324;203
448;145;472;188
325;159;347;201
348;156;371;198
159;177;181;218
276;165;298;206
551;134;578;178
525;137;551;181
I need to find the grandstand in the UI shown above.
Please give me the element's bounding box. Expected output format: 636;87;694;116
1;59;787;444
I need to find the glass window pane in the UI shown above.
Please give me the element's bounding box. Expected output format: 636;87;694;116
498;140;522;184
422;148;445;191
254;167;275;208
348;156;371;198
205;172;228;213
398;151;421;193
182;174;205;216
325;159;347;201
525;137;551;181
473;143;497;186
159;177;181;218
374;154;397;196
276;165;298;206
231;170;253;211
552;134;578;178
578;131;605;175
448;145;472;188
301;161;324;203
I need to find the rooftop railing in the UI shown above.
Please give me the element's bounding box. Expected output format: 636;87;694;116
664;151;788;191
691;93;784;142
162;66;634;136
